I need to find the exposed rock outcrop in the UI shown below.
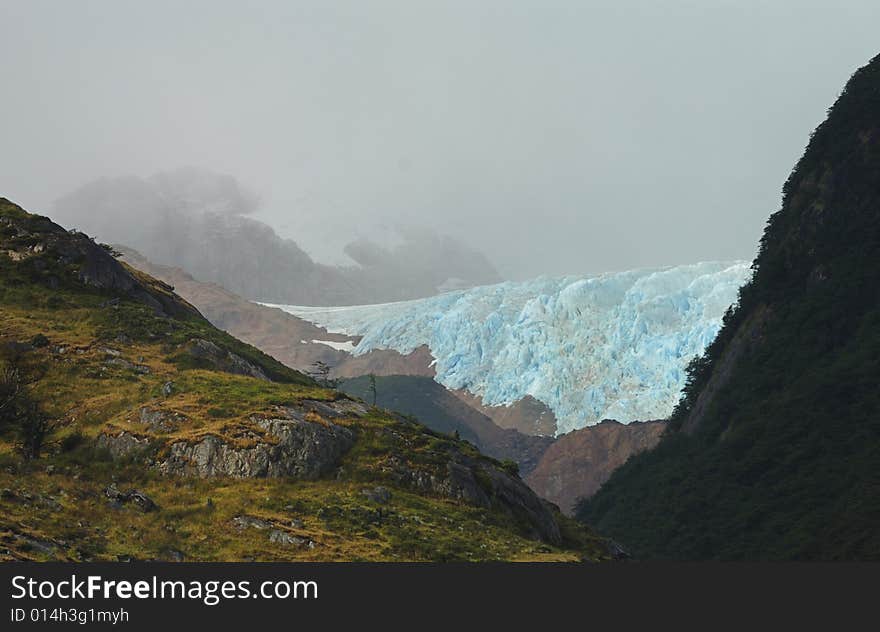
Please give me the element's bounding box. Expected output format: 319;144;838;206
385;447;562;545
96;431;152;459
157;402;360;479
361;486;392;504
135;406;186;433
181;338;270;381
0;200;201;319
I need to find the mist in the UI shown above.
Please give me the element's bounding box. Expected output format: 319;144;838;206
2;1;879;279
52;168;500;304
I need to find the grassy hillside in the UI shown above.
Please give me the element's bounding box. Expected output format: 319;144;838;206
117;247;353;373
578;54;880;559
339;375;553;476
0;198;608;562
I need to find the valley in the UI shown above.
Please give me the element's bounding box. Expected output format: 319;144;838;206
1;17;877;564
115;248;708;515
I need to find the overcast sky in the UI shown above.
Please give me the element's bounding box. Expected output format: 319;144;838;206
1;1;878;278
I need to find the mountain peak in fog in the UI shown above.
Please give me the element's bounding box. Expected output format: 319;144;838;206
53;168;500;305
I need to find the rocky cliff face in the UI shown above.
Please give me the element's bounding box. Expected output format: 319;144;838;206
384;444;563;545
157;403;359;479
526;420;665;514
0;205;200;320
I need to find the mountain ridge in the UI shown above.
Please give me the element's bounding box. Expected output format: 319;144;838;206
578;53;880;560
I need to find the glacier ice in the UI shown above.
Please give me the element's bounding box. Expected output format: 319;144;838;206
268;261;751;435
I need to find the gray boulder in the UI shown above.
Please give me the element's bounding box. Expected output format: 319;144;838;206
136;406;185;432
96;431;151;459
104;483;158;512
268;530;308;547
158;412;355;479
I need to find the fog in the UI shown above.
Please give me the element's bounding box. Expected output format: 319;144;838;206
51;169;501;304
2;1;879;279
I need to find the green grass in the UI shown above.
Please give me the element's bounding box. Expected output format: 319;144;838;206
0;198;608;562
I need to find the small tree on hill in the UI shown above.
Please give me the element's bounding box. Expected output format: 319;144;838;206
307;360;338;388
368;373;377;407
0;347;57;460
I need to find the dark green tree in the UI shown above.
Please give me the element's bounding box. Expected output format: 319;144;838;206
0;348;57;460
368;373;377;407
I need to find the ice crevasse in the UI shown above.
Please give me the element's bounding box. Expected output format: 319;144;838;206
269;261;752;435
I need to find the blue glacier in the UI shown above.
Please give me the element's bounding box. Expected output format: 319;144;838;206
268;261;752;435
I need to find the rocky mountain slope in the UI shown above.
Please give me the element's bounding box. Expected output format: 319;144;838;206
338;374;667;514
526;420;665;514
118;248;352;371
119;250;670;507
107;250;575;442
338;375;554;477
450;390;559;437
0;198;610;562
579;54;880;560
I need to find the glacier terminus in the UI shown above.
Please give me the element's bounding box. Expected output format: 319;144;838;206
267;261;752;435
